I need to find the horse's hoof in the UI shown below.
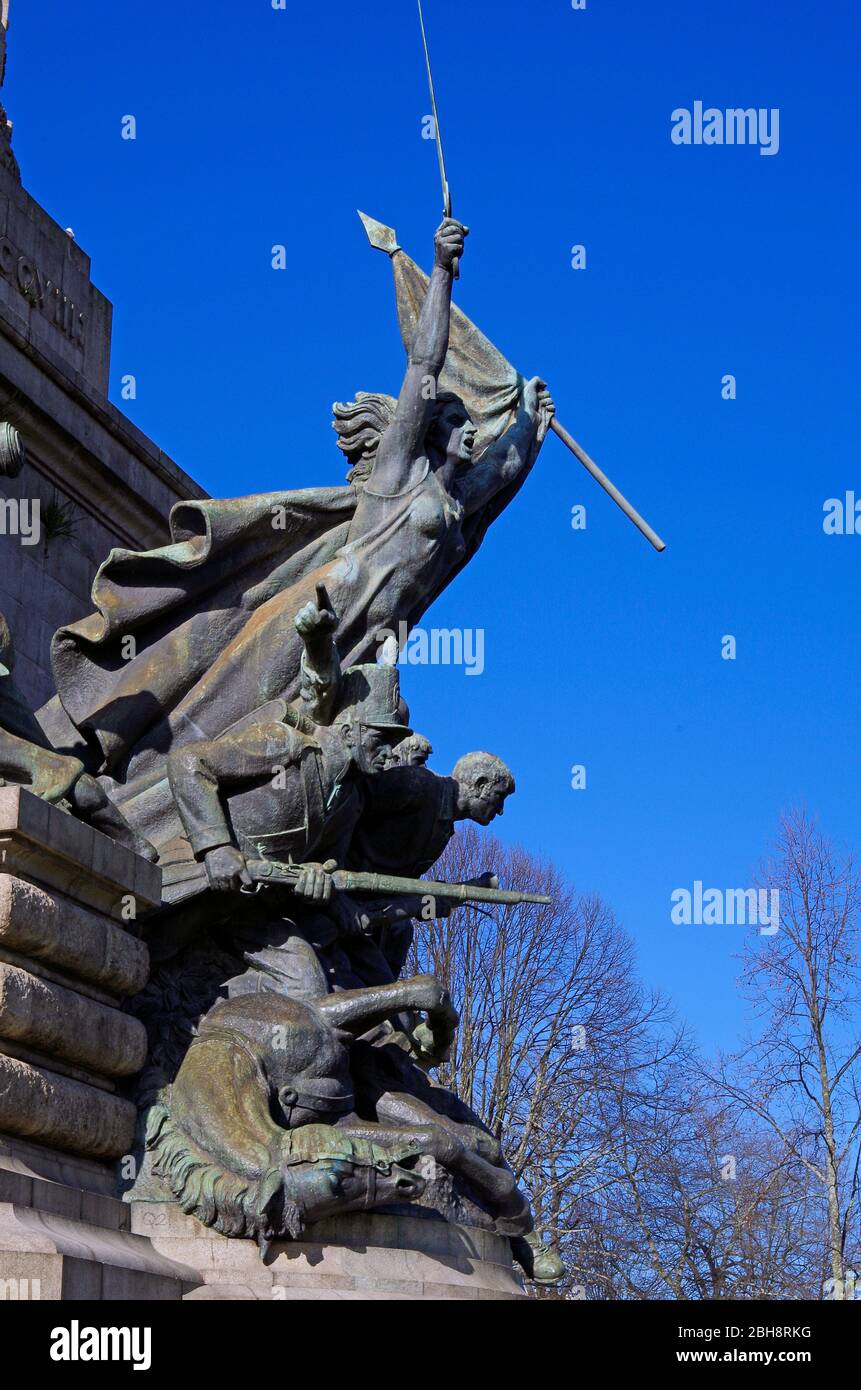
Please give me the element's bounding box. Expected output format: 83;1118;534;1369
512;1231;566;1285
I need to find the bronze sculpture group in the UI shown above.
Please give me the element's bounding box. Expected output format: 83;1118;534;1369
2;218;565;1283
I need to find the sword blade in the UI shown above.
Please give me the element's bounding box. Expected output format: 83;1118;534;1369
417;0;452;219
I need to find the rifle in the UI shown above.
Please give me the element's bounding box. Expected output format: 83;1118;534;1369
245;858;551;907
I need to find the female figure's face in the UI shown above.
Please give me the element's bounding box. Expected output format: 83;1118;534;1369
430;402;478;470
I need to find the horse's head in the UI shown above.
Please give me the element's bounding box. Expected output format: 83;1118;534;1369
282;1151;427;1229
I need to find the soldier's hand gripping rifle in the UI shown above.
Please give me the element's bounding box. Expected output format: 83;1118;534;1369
245;858;551;908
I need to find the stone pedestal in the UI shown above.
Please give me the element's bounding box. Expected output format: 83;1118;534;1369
136;1204;526;1301
0;787;158;1158
0;787;181;1299
0;787;526;1301
0;1135;197;1300
1;1163;525;1300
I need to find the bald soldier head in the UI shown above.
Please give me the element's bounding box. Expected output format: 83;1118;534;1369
452;752;515;826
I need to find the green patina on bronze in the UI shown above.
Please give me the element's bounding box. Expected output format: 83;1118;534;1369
14;211;566;1283
0;612;157;860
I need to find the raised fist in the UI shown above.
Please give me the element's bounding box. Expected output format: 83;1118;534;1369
523;377;556;444
434;218;469;272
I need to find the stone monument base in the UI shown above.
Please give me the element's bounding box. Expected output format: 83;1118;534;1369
137;1203;526;1301
0;1134;197;1299
0;1148;525;1300
0;788;527;1301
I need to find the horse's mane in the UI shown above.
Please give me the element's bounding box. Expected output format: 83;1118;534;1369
146;1100;304;1246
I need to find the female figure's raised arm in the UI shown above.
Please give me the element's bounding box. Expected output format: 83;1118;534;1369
369;219;468;495
458;378;556;517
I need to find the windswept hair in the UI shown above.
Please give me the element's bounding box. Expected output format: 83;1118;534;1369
145;1100;302;1248
332;392;397;484
332;389;471;484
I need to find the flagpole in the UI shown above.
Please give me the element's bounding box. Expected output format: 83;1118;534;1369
550;419;667;552
359;209;667;552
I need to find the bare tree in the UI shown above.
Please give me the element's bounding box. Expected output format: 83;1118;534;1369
413;822;837;1299
710;810;861;1298
409;825;676;1297
597;1071;825;1299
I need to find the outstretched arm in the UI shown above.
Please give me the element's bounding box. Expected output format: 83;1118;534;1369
458;378;555;516
295;584;341;726
369;219;468;495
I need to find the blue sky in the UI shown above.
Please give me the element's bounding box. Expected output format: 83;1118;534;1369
8;0;861;1053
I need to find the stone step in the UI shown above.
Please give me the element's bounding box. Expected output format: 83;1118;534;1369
133;1203;526;1301
0;1168;128;1231
0;1131;116;1196
184;1284;521;1301
0;1200;197;1300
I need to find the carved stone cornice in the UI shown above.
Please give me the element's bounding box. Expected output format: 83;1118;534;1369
0;105;17;182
